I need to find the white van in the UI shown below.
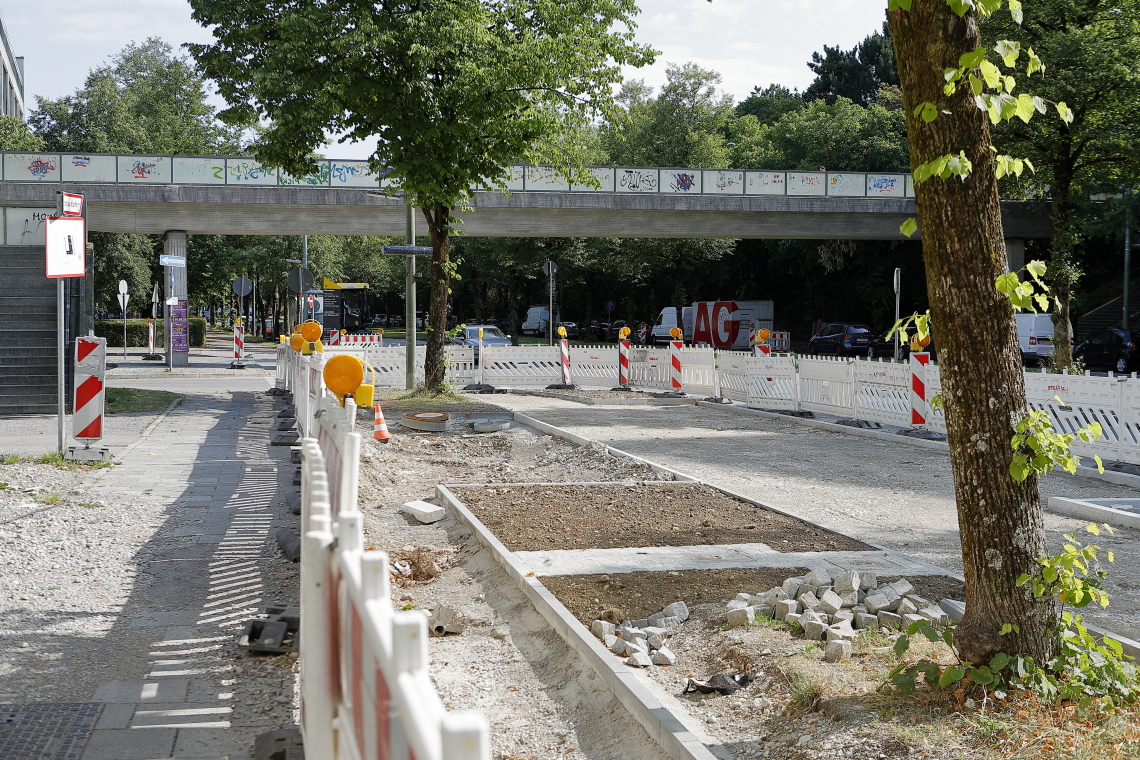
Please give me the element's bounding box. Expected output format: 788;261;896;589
1017;313;1057;364
521;306;558;336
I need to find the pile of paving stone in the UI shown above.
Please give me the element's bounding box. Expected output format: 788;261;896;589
724;568;952;662
590;601;689;668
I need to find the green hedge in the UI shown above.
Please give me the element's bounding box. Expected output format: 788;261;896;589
94;318;206;348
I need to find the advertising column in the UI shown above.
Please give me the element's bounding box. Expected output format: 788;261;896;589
163;231;189;367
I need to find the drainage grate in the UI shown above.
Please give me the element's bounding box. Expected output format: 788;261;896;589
0;703;104;760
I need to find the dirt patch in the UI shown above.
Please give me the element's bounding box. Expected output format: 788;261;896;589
542;568;812;624
878;575;964;604
455;483;873;552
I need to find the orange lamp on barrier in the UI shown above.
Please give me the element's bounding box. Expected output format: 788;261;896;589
619;326;631;339
670;327;683;340
324;354;365;403
289;334;304;351
301;321;322;342
757;328;771;343
557;325;567;338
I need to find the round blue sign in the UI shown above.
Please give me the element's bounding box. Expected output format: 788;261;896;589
605;300;616;312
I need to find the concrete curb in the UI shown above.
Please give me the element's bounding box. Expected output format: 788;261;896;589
694;401;1140;490
436;484;720;760
512;412;698;482
509;389;696;406
1047;497;1140;530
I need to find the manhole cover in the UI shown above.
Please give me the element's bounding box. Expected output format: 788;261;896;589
0;703;104;760
401;412;451;432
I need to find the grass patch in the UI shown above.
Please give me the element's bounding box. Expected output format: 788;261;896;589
1;454;19;464
34;451;66;465
36;492;62;505
393;387;469;404
105;387;181;414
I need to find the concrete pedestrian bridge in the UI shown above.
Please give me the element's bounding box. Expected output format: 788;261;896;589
0;152;1051;240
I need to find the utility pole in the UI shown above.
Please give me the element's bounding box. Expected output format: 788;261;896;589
405;201;416;390
1125;191;1132;331
302;235;309;323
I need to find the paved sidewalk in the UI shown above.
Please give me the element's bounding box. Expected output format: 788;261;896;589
74;384;295;760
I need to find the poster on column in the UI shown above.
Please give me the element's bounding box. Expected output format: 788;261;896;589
171;300;189;353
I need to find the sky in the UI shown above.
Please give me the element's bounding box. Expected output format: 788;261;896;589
2;0;887;160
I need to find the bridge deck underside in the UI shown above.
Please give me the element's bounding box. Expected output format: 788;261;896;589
0;185;1053;239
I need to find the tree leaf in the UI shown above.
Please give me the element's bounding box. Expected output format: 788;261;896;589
1008;0;1023;24
979;59;1002;89
900;217;918;238
1056;101;1074;123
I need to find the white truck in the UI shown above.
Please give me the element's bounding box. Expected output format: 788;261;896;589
1016;312;1058;364
651;301;774;349
521;306;558;336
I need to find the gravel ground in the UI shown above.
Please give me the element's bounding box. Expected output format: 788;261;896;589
456;483;871;552
488;395;1140;642
355;421;677;760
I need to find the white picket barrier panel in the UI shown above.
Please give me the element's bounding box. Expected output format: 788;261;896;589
797;356;857;417
717;351;752;403
678;346;716;395
853;358;911;427
628;347;671;390
744;355;800;411
300;414;488;760
568;346;620;388
275;341;290;391
479;346;563;386
1024;371;1132;465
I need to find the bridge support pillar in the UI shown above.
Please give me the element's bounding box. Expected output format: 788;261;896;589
1005;238;1025;274
164;230;188;368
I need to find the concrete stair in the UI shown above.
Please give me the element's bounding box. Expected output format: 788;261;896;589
0;246;66;414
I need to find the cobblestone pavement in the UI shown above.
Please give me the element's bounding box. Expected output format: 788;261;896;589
486;393;1140;642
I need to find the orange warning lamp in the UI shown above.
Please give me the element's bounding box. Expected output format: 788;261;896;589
301;321;322;342
619;326;631;339
324;354;365;398
290;334;304;351
557;326;567;338
670;327;682;340
757;328;771;343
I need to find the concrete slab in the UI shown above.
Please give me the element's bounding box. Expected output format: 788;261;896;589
93;703;136;730
93;679;189;704
80;727;177;760
172;727;252;757
130;704;232;729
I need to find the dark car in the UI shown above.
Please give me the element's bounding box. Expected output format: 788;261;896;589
809;323;875;356
453;325;513;361
558;321;580;339
867;327;937;361
1074;329;1139;374
604;319;630;342
591;321;609;341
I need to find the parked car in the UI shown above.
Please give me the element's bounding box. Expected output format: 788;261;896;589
495;317;516;333
604;319;633;342
558;321;580;339
453;325;513;361
591;321;610;341
386;314;405;328
867;327;937;361
1073;329;1139;374
809;323;875;356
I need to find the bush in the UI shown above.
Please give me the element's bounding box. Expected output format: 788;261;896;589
94;318;206;348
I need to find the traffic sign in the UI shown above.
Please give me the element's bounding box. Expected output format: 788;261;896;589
45;216;86;278
60;192;84;217
118;279;128;294
382;245;434;256
287;266;315;294
160;254;186;267
232;277;253;297
543;260;557;276
117;293;129;312
605;300;616;313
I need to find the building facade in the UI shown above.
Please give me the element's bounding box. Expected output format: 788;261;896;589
0;10;23;119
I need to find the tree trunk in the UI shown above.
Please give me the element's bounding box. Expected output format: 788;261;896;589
423;204;452;391
1049;168;1078;369
889;1;1055;665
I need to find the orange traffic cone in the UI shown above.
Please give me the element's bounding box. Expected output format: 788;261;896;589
373;403;392;442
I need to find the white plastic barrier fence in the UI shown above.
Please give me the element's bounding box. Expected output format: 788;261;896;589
570;346;620;388
275;341;290;392
678;346;716;395
628;347;671;390
716;351;751;403
300;405;488;760
479;346;564;387
744;354;800;411
852;358;911;427
797;356;858;417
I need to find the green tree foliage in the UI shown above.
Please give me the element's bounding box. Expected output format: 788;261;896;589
735;84;805;125
730;90;909;172
984;0;1140;367
601;63;735;168
0;116;44;151
804;25;900;106
30;38;242;155
187;0;655;389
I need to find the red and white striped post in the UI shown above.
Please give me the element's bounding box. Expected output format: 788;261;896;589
910;352;930;427
73;337;106;442
329;329;341;346
670;341;683;391
639;324;648;344
748;322;756;351
559;338;571;385
618;339;630;386
234;318;244;359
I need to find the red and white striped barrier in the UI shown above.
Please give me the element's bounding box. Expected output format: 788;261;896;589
639;325;648;344
342;334;382;345
618;339;630;386
670;340;683;391
559;339;571;384
234;320;244;359
910;352;930;427
73;337;106;441
328;329;342;346
300;400;488;760
770;331;792;350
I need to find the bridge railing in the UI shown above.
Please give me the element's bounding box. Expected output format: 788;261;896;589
0;151;915;198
